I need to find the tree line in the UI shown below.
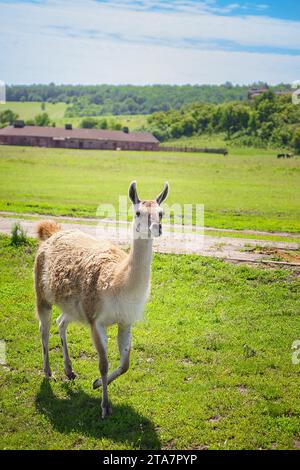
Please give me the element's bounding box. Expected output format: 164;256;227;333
1;89;299;153
6;83;290;115
145;91;300;153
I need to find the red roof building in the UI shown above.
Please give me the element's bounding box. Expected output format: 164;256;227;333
0;125;159;151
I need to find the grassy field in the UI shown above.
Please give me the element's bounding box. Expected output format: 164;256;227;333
0;102;67;121
53;114;148;131
0;102;148;130
163;134;285;155
163;134;230;149
0;145;299;232
0;235;299;450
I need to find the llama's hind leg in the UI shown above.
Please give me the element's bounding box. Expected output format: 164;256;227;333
93;324;131;389
56;313;76;380
37;303;52;379
91;322;111;419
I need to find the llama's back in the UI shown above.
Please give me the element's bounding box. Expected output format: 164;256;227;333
35;224;127;322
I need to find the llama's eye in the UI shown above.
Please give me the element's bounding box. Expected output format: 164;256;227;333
159;212;163;219
136;211;141;217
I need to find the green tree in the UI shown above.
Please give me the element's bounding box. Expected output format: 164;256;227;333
98;119;108;129
80;117;99;129
255;91;277;123
220;104;250;138
34;113;51;127
0;109;19;125
292;128;300;154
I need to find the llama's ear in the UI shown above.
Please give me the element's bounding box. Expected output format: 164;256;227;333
128;181;140;205
156;182;169;205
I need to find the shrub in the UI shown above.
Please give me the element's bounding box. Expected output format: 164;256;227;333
34;113;51;127
10;222;28;246
80;117;99;129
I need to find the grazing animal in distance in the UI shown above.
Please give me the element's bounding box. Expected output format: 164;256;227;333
34;181;169;418
277;153;294;159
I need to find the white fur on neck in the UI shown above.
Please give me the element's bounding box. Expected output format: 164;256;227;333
129;234;153;289
101;227;153;326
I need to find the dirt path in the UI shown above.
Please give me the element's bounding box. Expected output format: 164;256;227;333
1;211;299;238
0;214;299;266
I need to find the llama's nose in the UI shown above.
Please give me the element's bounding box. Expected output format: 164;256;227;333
150;222;162;236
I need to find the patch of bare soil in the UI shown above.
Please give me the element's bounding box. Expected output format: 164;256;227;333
247;246;300;263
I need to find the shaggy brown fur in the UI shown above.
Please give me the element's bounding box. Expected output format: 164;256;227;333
35;229;128;323
36;220;61;241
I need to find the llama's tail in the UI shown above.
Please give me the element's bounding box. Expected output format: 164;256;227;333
36;220;61;241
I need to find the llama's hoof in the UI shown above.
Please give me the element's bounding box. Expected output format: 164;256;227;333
44;370;52;379
66;371;77;380
102;405;112;419
44;372;57;382
93;378;102;389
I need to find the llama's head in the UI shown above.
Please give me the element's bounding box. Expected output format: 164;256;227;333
129;181;169;239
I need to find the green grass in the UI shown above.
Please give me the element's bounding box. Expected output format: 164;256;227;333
0;235;300;450
0;145;300;232
0;102;67;121
101;114;148;130
163;133;283;156
204;230;300;245
0;102;148;130
163;134;230;149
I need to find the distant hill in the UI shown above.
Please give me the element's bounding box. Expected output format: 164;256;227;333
6;83;291;116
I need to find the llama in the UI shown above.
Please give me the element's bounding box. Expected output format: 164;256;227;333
34;181;169;418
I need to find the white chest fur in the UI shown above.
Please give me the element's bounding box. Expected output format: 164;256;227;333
100;282;151;326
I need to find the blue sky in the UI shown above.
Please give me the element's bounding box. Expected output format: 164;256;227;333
0;0;300;84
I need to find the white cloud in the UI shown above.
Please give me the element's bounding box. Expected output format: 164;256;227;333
0;0;299;84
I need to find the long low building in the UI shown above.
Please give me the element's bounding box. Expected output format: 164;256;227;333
0;124;160;151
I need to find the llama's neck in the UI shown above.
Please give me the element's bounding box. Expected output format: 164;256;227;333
126;236;153;292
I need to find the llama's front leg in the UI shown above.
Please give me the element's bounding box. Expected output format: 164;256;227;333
93;324;131;389
56;313;76;380
91;322;111;419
